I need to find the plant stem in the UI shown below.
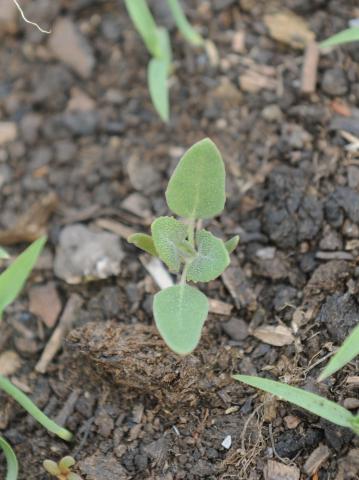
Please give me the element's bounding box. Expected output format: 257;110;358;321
180;261;189;285
187;218;195;247
0;375;73;441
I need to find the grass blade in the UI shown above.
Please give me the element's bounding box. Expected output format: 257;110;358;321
124;0;160;57
234;375;355;429
0;436;19;480
0;237;46;319
166;0;203;46
0;375;72;441
148;57;169;122
318;323;359;381
320;27;359;48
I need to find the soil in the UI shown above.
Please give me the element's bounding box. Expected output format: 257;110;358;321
0;0;359;479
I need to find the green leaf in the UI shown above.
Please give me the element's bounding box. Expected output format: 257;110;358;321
151;217;187;272
148;58;169;122
0;436;18;480
318;323;359;381
352;417;359;435
166;138;226;219
224;235;239;254
154;284;208;355
157;26;172;67
128;233;158;257
166;0;204;46
124;0;161;57
59;456;76;472
187;230;229;282
0;237;46;320
0;247;9;260
43;460;61;476
320;27;359;48
234;375;356;431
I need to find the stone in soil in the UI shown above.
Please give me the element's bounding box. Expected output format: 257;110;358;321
321;68;348;96
317;293;359;343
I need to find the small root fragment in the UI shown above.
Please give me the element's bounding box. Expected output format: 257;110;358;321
12;0;51;34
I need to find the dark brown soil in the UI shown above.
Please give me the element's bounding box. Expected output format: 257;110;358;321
0;1;359;479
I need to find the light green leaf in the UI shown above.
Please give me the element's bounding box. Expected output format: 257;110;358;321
124;0;161;57
318;323;359;381
224;235;239;254
43;460;61;476
157;26;172;67
59;456;76;471
234;375;355;431
166;0;204;46
187;230;229;282
166;138;226;219
148;58;169;122
320;27;359;48
151;217;187;272
0;436;18;480
0;247;9;260
128;233;158;257
352;417;359;435
0;237;46;320
154;284;208;354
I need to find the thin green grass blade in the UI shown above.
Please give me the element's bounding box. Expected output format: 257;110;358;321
148;57;170;122
318;323;359;381
166;0;203;46
0;375;72;441
124;0;160;56
0;237;46;320
0;436;19;480
234;375;355;430
320;27;359;48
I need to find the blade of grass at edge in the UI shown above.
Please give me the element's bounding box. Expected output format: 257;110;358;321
318;323;359;381
0;375;72;441
233;375;355;429
124;0;161;57
0;436;19;480
320;27;359;48
166;0;203;46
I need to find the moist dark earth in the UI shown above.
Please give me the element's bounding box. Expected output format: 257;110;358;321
0;0;359;478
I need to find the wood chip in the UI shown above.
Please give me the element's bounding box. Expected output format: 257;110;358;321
264;11;315;49
239;69;277;93
304;444;330;475
0;192;58;245
95;217;136;239
0;350;22;376
347;376;359;385
35;294;83;373
301;41;319;94
283;415;301;429
264;460;300;480
252;325;294;346
29;281;62;328
222;266;257;310
208;298;233;316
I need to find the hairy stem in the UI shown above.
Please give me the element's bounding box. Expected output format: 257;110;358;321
0;375;72;441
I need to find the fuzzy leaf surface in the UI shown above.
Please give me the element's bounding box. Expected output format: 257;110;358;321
166;138;226;219
0;237;46;320
319;323;359;381
187;230;229;282
154;284;208;355
128;233;158;257
234;375;355;430
151;217;187;272
224;235;239;254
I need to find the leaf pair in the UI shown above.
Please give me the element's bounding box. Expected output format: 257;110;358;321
234;375;359;436
124;0;204;121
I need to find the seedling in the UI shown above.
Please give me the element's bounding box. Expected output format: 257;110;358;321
124;0;204;121
128;138;239;355
234;375;359;435
0;238;73;480
320;26;359;48
318;323;359;381
43;456;82;480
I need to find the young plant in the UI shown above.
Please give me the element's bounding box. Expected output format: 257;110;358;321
234;375;359;435
0;238;73;480
128;138;239;355
320;26;359;48
318;323;359;381
43;456;82;480
124;0;204;122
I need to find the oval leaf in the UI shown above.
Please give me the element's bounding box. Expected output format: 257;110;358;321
128;233;158;257
187;230;229;282
0;237;46;320
148;58;169;122
318;323;359;381
224;235;239;254
154;284;208;355
234;375;355;430
151;217;187;272
166;138;226;219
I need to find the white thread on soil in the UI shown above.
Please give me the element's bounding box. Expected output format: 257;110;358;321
12;0;51;34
